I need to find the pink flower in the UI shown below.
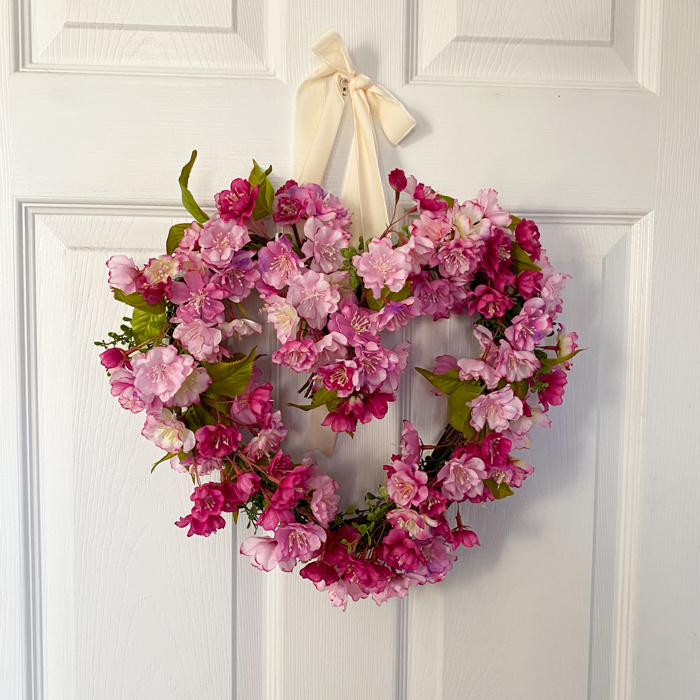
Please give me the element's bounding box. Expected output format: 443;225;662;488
407;178;448;213
214;178;258;222
258;236;303;289
318;361;359;397
198;214;250;268
419;538;457;581
472;189;511;228
556;325;579;369
142;409;195;453
494;341;540;382
301;218;350;273
452;528;480;550
245;410;288;459
354;238;412;298
219;318;262;340
168;367;212;407
515;219;542;260
175;482;227;537
170;271;225;324
327;298;379;346
240;536;279;570
99;347;128;370
106;255;140;294
434;354;459;374
109;367;146;413
435;238;481;278
194;424;242;459
354;344;391;390
505;297;553;351
457;358;499;389
411;210;452;243
450;201;490;240
437;454;487;502
272;339;318;373
306;473;340;526
466;285;514;319
172;320;223;363
537;369;567;411
386;460;428;507
400;420;420;464
413;278;455;320
473;324;498;364
386;508;436;540
275;523;326;563
376;529;424;571
469;387;524;432
264;295;300;343
177;222;202;251
211;250;260;302
230;379;273;426
131;345;195;402
374;297;421;331
388;168;407;192
313;331;348;368
286;270;340;329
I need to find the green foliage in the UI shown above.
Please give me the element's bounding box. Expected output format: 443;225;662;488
131;308;167;345
438;193;455;207
415;367;462;396
166;223;190;255
510;242;542;273
94;316;134;350
540;348;584;368
507;215;522;231
248;160;275;221
288;387;340;412
447;381;484;438
202;346;257;398
483;478;514;500
112;288;166;314
178;150;210;224
151;452;175;473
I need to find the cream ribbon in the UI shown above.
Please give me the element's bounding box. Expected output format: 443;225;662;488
293;28;416;244
294;29;415;457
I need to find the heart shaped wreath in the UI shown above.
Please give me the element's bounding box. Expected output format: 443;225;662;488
97;152;579;608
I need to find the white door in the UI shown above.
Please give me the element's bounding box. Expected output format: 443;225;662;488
3;2;698;699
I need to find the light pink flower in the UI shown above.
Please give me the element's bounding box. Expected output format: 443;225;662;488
218;318;262;340
302;217;350;273
556;325;579;369
240;536;279;571
374;297;421;332
469;387;523;432
131;345;195;402
494;341;540;382
286;270;340;329
400;420;420;465
141;409;195;453
435;238;481;278
437;455;487;502
386;460;428;507
167;367;212;407
106;255;140;294
386;508;436;540
354;238;411;298
275;523;326;563
457;358;500;389
173;320;223;363
411;210;452;243
143;255;179;285
265;295;300;343
198;214;250;268
306;473;340;526
312;331;348;368
272;339;318;373
258;236;303;289
450;201;491;240
473;324;498;364
505;297;552;351
472;188;511;228
109;367;146;413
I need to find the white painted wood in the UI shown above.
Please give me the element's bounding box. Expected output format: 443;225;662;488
4;1;699;698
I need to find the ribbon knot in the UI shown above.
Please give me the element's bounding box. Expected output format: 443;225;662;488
294;28;416;244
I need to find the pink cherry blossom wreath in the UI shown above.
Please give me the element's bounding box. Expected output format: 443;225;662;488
97;152;580;608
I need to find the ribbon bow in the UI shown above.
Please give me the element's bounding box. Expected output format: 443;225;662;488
294;28;416;244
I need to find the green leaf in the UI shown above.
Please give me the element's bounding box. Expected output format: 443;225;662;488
166;223;190;255
483;478;514;500
365;288;385;311
288;387;339;412
202;346;256;398
151;452;175;473
385;281;413;302
540;348;585;368
511;242;542;273
415;367;463;396
438;194;455;207
113;289;166;314
248;160;275;221
178;150;209;225
507;215;522;231
512;379;530;400
131;308;167;344
194;402;217;426
447;381;484;438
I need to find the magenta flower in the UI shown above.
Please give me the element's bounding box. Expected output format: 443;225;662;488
452;528;480;550
318;361;359;397
537;369;567;411
400;420;420;465
301;218;350;273
388;168;407;192
407;177;448;213
437;455;487;502
354;238;411;298
300;561;340;586
286;270;340;329
106;255;140;294
170;271;225;324
175;482;227;537
211;250;260;302
198;214;250;268
195;424;242;459
172;320;223;363
131;345;195;402
505;297;552;351
99;347;128;370
272;338;318;373
214;178;258;222
469;387;524;432
466;285;514;319
275;522;326;563
327;298;379;346
258;236;303;289
515;219;542;260
168;367;212;408
142;410;195;453
109;368;146;413
517;269;543;299
240;536;279;570
386;460;428;507
494;341;540;382
374;297;421;332
376;529;424;571
229;376;273;425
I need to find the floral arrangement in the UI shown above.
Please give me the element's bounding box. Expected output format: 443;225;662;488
97;152;579;608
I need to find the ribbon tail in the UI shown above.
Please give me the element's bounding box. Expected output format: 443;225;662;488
303;407;337;457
